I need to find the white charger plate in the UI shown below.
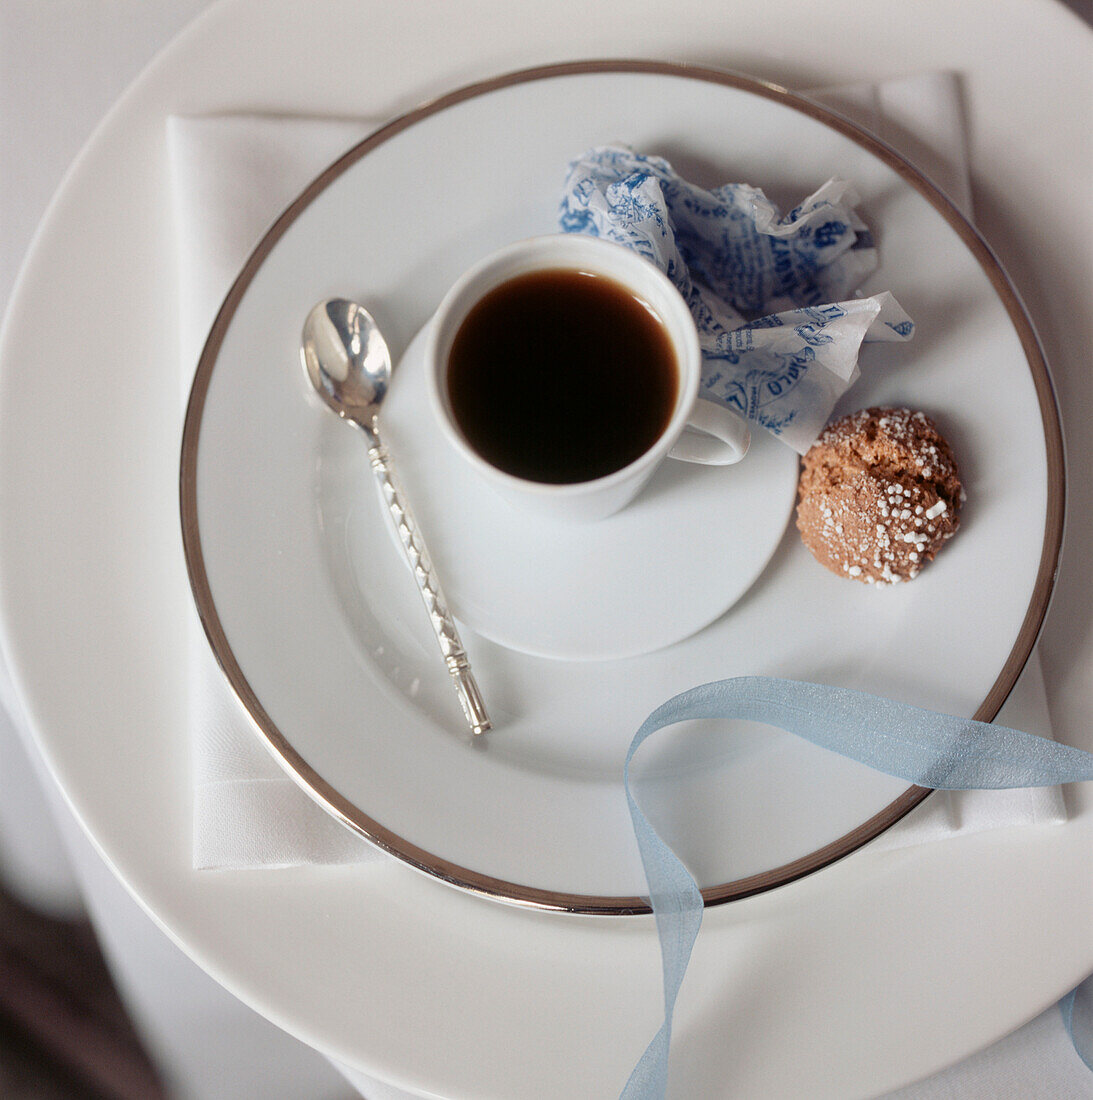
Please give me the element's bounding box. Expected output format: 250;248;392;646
1;2;1088;1095
180;62;1061;911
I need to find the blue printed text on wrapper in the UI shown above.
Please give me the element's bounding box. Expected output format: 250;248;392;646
559;146;914;454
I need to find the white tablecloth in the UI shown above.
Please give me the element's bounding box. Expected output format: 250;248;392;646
1;3;1089;1098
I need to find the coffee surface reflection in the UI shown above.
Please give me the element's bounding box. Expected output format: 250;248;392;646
446;269;679;484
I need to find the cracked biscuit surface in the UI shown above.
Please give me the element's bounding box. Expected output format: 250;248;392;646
796;407;963;584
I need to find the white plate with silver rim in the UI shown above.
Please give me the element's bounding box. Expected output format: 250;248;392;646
180;61;1062;912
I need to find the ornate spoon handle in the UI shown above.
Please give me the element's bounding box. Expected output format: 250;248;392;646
367;424;490;735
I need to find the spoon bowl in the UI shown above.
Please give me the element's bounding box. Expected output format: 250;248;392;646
301;298;391;430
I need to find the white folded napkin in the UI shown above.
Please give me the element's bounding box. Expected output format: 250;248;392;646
169;116;382;867
168;74;1063;871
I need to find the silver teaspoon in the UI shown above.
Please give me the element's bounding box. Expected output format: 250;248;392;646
301;299;490;735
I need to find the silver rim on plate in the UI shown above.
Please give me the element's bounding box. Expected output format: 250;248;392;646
179;59;1065;915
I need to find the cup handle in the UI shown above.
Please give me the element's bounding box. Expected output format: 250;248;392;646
668;398;750;465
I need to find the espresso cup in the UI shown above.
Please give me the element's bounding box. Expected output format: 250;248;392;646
425;234;750;521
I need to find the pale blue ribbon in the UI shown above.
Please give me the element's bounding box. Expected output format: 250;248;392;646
1060;982;1093;1071
621;677;1093;1097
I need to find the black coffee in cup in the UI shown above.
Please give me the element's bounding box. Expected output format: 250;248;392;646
446;269;679;484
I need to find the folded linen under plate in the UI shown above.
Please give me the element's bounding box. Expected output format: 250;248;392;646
168;73;1063;872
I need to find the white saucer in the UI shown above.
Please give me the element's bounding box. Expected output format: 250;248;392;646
374;322;798;661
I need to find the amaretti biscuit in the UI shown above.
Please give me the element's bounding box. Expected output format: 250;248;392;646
796;407;963;585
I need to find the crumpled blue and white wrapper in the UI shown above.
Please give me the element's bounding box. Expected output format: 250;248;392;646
560;145;915;454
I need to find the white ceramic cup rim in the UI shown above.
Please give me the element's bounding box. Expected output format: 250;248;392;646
424;234;704;500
